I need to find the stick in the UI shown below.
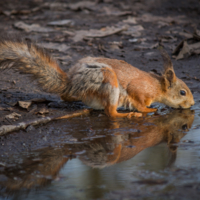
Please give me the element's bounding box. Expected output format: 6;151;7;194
0;109;92;136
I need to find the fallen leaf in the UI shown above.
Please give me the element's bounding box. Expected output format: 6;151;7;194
119;2;135;10
123;16;137;24
47;19;75;26
39;43;70;52
2;6;41;16
43;2;68;11
102;7;132;16
0;107;14;111
109;41;123;50
173;27;200;59
137;13;188;25
159;35;177;43
72;26;127;42
5;112;21;120
175;41;200;60
67;1;96;11
194;29;200;40
134;42;159;50
122;25;144;37
109;11;132;16
129;38;139;43
62;30;74;36
190;42;200;50
178;32;193;39
18;101;32;109
14;22;54;33
37;108;49;115
86;26;127;38
157;21;169;28
72;30;89;42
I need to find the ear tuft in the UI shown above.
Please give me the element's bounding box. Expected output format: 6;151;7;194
160;49;176;86
160;49;173;71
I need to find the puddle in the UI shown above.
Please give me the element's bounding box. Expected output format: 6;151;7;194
0;108;199;200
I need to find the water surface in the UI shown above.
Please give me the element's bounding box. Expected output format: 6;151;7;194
0;107;199;200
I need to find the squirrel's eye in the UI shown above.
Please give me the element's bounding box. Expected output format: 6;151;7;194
182;124;188;130
180;90;186;96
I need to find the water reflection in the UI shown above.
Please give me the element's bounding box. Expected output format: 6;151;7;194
0;109;194;197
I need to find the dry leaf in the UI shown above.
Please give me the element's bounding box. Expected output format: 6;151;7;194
103;8;132;16
108;11;132;17
134;42;159;50
39;43;70;52
109;41;123;50
138;13;188;25
123;17;137;24
14;22;54;33
5;112;21;120
42;2;68;11
122;25;144;37
37;108;49;115
67;1;96;11
2;6;41;16
178;32;193;39
18;101;32;109
175;41;200;60
48;19;74;26
193;29;200;40
72;26;127;42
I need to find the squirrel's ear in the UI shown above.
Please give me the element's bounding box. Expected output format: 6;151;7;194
160;49;176;87
165;68;176;86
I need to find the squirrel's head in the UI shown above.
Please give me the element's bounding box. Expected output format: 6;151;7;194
160;50;195;109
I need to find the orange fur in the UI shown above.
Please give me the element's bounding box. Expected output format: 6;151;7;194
101;67;118;88
0;40;195;118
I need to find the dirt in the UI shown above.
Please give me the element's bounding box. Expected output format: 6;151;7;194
0;0;200;199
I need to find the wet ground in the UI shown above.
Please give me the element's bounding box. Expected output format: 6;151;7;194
0;0;200;199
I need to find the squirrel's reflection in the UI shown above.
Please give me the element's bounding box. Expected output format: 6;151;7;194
0;109;194;191
79;109;194;168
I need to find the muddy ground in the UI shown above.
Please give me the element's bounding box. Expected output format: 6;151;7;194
0;0;200;199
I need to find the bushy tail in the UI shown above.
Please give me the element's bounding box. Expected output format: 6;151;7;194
0;39;68;95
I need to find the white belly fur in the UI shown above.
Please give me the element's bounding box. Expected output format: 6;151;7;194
83;97;104;110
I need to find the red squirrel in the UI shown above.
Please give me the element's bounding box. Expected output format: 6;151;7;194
0;39;194;118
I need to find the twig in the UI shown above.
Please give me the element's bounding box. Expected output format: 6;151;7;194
0;109;92;136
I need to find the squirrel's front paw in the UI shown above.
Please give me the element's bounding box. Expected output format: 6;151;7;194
127;112;142;119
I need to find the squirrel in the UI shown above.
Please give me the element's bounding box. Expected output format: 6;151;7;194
0;39;195;118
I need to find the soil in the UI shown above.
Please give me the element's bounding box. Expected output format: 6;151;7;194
0;0;200;199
